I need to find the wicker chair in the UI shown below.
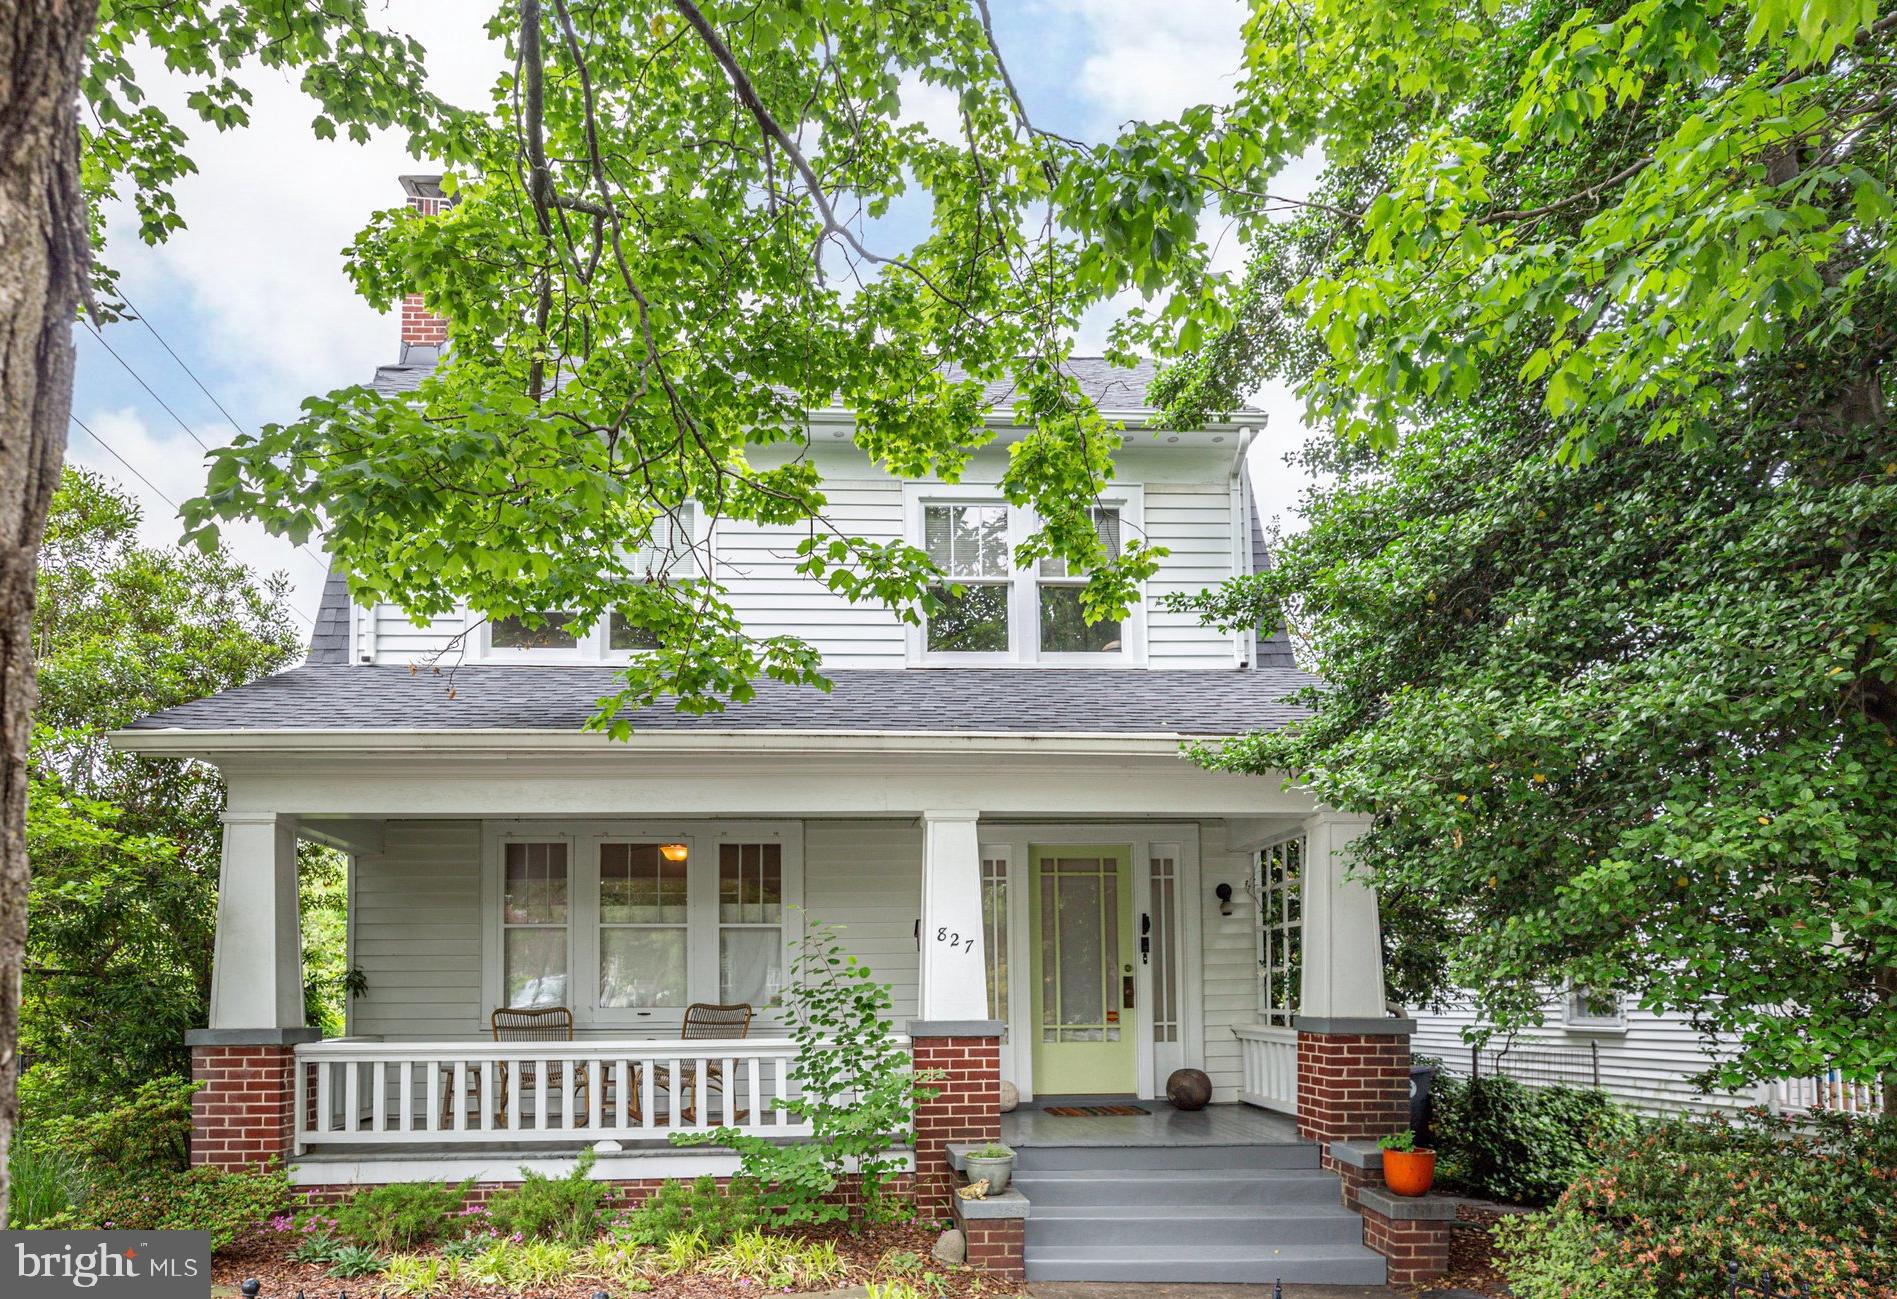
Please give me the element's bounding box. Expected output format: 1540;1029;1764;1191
646;1002;754;1124
490;1006;586;1126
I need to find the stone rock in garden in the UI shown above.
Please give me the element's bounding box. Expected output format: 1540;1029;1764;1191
932;1227;967;1265
999;1079;1019;1112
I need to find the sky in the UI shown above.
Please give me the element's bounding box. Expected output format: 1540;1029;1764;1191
68;0;1318;638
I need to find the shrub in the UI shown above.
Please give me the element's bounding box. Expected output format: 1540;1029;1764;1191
484;1149;610;1244
323;1245;387;1279
6;1141;83;1226
460;1238;580;1287
329;1178;473;1250
43;1075;196;1176
674;923;933;1227
43;1165;293;1249
1432;1074;1635;1204
617;1175;762;1247
1498;1109;1897;1299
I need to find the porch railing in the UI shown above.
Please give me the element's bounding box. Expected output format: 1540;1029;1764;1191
293;1037;848;1153
1233;1023;1298;1114
1762;1071;1885;1117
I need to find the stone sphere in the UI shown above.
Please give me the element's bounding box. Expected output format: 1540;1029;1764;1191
1166;1067;1213;1111
998;1079;1020;1113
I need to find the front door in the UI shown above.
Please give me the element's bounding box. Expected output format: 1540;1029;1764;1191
1030;845;1136;1095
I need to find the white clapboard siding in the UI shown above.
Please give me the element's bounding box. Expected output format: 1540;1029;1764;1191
802;819;924;1019
1145;483;1241;668
718;481;909;668
367;604;469;664
348;819;923;1041
1198;820;1262;1103
1410;996;1760;1117
350;820;485;1039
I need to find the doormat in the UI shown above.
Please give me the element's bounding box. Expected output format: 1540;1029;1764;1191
1042;1103;1151;1117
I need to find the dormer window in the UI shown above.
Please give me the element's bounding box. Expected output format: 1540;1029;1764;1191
480;505;702;660
907;485;1145;666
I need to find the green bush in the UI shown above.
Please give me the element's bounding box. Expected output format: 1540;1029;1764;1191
1499;1109;1897;1299
42;1165;293;1249
1432;1073;1634;1204
484;1150;609;1244
330;1178;474;1250
674;923;931;1227
617;1176;763;1247
43;1075;196;1175
6;1142;83;1226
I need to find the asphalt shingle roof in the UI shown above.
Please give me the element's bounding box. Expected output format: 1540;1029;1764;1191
131;665;1318;737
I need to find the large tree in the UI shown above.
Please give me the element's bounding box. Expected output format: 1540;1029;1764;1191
1142;0;1897;1089
1;0;1222;1217
27;469;304;1097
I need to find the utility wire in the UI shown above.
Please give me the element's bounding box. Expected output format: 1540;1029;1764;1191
83;321;211;452
116;288;249;433
68;412;319;630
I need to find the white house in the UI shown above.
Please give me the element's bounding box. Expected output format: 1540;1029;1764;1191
110;178;1449;1285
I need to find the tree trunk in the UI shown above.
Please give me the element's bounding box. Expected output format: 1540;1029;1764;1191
0;0;99;1224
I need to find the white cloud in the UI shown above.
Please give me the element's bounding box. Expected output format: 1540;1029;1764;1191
1050;0;1249;126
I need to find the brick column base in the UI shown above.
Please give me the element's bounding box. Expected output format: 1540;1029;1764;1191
1358;1186;1454;1284
908;1020;1003;1218
953;1200;1026;1281
186;1029;318;1172
1293;1017;1414;1166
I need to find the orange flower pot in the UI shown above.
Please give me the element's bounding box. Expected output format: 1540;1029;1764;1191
1382;1148;1436;1197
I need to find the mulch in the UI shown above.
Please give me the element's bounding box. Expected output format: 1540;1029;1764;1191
1408;1204;1514;1298
213;1221;993;1299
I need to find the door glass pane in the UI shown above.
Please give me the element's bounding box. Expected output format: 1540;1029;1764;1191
720;929;784;1006
927;582;1010;652
981;857;1009;1022
599;928;687;1008
1057;869;1104;1032
504;929;567;1007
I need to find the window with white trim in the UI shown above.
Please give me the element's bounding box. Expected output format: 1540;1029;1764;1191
502;841;570;1008
1256;835;1303;1026
491;825;800;1023
1564;986;1625;1031
485;505;701;659
909;489;1144;664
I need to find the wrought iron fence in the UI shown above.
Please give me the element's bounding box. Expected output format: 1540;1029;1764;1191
1460;1037;1602;1091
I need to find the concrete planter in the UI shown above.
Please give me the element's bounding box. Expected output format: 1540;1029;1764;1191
964;1151;1015;1193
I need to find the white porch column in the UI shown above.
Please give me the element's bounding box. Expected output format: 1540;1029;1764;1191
207;812;305;1030
917;809;989;1020
1298;811;1387;1019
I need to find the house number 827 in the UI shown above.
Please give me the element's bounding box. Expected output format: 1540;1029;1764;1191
936;927;976;953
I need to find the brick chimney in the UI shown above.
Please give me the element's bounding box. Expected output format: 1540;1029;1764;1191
397;175;449;355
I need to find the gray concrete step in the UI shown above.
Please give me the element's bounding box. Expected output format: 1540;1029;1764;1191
1028;1202;1367;1247
1023;1243;1388;1285
1013;1141;1320;1172
1014;1167;1346;1208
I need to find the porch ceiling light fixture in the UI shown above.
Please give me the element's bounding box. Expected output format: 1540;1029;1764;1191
660;842;689;862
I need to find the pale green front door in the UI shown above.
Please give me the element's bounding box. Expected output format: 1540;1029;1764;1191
1030;845;1136;1095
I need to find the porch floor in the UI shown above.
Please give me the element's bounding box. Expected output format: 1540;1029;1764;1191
1003;1101;1303;1148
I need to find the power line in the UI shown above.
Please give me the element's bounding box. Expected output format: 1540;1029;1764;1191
116;288;249;434
67;412;319;630
83;321;211;452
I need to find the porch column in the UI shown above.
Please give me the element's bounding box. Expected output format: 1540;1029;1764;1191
917;810;988;1020
911;811;1003;1219
185;812;317;1171
1293;811;1413;1163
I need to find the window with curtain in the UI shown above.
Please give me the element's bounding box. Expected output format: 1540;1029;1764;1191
1257;836;1303;1025
718;843;784;1006
598;842;689;1008
981;855;1009;1021
502;841;569;1007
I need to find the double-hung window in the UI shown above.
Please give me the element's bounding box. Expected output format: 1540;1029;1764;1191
484;504;702;659
1256;835;1303;1026
490;824;801;1026
909;487;1144;664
